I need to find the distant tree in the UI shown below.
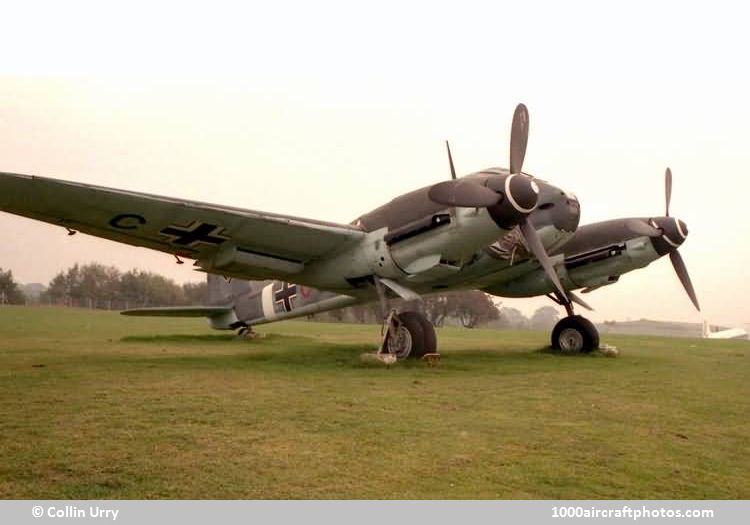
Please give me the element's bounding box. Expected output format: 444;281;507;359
530;306;560;330
119;269;185;308
43;264;193;309
0;268;25;304
77;263;121;308
337;291;501;328
44;263;121;308
348;303;369;323
423;294;452;327
337;301;381;324
498;307;529;330
454;291;500;328
327;308;344;322
44;264;77;306
182;281;208;304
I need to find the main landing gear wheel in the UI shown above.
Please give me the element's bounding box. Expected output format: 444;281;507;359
551;315;599;353
384;311;437;360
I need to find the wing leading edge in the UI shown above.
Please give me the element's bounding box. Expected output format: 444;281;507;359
0;172;364;279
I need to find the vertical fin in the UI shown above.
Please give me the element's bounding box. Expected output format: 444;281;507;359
207;273;234;305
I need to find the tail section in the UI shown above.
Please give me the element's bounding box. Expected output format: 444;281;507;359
122;274;248;330
122;274;360;331
207;273;257;305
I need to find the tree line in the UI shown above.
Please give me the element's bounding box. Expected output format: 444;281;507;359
324;291;502;328
0;268;26;305
1;264;207;310
319;292;560;330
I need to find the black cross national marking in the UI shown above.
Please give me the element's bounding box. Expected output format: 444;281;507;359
274;282;297;312
159;222;230;247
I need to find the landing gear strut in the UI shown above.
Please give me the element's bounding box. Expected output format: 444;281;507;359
237;326;258;339
374;277;437;360
380;310;437;359
548;292;600;353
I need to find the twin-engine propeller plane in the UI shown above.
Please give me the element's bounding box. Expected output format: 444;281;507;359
0;104;700;358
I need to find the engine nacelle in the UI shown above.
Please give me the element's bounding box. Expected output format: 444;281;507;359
484;237;661;298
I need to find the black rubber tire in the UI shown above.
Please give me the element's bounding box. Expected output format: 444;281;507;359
551;315;599;353
401;311;437;358
387;311;425;360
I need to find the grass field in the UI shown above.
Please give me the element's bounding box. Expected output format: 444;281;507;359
1;306;748;499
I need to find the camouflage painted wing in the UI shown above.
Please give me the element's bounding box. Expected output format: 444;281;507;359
0;172;364;279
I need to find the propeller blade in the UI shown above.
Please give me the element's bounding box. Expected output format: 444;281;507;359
568;291;594;311
446;140;457;180
669;250;700;311
519;219;568;301
665;167;672;217
510;103;529;175
625;218;661;237
428;179;501;207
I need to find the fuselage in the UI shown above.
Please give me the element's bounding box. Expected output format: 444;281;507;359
196;171;692;329
212;169;583;326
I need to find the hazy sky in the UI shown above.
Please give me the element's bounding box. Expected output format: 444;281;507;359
1;1;749;326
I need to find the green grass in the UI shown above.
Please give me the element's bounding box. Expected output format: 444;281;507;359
1;306;748;499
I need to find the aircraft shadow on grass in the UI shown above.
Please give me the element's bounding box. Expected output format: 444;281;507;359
119;331;588;369
120;333;239;343
119;332;370;366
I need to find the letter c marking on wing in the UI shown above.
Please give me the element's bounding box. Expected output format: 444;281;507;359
109;213;147;230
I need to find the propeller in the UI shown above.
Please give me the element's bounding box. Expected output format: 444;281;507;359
430;142;495;206
431;104;565;300
665;167;672;217
508;104;569;301
429;179;501;207
520;220;568;301
603;168;698;312
446;140;457;180
670;250;700;311
429;108;537;210
510;103;529;175
634;167;700;311
661;167;699;310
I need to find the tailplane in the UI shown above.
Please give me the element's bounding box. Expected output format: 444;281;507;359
120;274;251;330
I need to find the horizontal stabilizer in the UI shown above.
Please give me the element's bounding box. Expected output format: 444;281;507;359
121;306;233;318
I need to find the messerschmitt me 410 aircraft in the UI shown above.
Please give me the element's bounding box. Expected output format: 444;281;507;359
0;104;699;358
